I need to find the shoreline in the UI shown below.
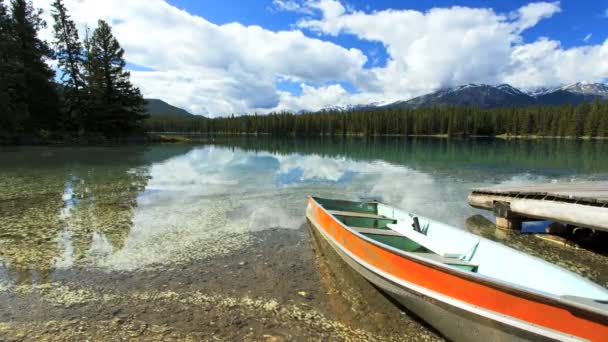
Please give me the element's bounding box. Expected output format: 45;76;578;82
148;132;608;141
0;133;181;146
2;132;607;146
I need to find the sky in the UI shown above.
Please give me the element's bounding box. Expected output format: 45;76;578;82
35;0;608;116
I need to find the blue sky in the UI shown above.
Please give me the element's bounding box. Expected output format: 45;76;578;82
169;0;607;47
40;0;608;115
165;0;608;97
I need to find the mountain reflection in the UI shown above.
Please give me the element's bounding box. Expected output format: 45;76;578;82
1;139;606;285
206;136;608;176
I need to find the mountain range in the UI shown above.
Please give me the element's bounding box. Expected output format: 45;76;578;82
144;99;194;117
145;82;608;117
380;82;608;109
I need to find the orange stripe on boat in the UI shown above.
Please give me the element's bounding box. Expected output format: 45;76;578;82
308;198;608;341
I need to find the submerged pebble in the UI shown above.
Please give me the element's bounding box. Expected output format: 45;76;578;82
1;142;606;341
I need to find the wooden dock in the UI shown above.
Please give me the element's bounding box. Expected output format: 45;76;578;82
468;182;608;232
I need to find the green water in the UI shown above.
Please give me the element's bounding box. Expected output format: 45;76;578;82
1;137;607;279
0;137;607;340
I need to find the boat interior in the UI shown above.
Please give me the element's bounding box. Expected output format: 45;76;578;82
313;197;608;304
314;197;480;272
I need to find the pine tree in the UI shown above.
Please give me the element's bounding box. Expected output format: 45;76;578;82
597;102;608;138
51;0;85;131
0;0;25;136
84;20;146;134
11;0;60;132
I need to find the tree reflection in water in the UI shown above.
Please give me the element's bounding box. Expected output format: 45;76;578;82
0;146;193;285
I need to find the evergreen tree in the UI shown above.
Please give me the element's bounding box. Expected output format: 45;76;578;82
0;0;25;136
10;0;60;132
51;0;85;131
143;100;608;138
597;103;608;137
84;20;146;134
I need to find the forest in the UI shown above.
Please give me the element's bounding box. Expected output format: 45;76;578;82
0;0;145;142
145;100;608;138
2;0;607;143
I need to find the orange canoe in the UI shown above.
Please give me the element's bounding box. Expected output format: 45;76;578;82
306;197;608;341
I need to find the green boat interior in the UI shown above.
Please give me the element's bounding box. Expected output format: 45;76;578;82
313;197;608;304
314;197;479;272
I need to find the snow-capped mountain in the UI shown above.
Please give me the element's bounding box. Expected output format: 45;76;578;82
559;82;608;96
320;101;386;112
531;82;608;106
525;86;558;97
496;84;528;96
309;82;608;113
382;83;535;109
379;82;608;109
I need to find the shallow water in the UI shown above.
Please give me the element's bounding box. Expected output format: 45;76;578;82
1;137;607;340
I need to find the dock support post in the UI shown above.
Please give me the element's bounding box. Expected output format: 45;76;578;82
493;201;522;231
495;217;522;230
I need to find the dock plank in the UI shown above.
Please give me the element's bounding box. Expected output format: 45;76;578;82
471;182;608;204
468;181;608;231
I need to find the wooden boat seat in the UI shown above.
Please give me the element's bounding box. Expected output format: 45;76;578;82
328;210;388;220
387;223;478;259
412;253;477;267
412;253;479;272
351;227;404;237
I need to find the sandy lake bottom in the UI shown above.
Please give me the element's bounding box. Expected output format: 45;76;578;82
1;138;607;340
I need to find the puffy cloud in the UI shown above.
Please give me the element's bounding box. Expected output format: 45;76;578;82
510;1;561;33
299;5;516;99
503;38;608;88
308;0;346;19
275;83;378;112
36;0;370;115
271;0;314;14
298;1;607;96
35;0;608;115
273;0;346;18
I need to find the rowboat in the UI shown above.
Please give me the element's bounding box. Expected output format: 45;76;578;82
306;197;608;341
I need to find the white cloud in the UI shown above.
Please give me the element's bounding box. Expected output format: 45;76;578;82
308;0;346;19
510;1;561;33
271;0;313;14
503;37;608;88
273;0;347;18
36;0;370;116
275;83;378;112
583;33;592;42
299;1;607;94
35;0;608;115
299;5;516;99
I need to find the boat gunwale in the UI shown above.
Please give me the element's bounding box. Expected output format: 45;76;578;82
308;196;608;324
308;215;580;342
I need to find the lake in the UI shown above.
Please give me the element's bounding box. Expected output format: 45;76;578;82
1;137;607;340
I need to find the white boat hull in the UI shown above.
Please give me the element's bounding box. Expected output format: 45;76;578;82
309;218;565;342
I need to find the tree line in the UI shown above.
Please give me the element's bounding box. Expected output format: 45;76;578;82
0;0;145;141
145;100;608;138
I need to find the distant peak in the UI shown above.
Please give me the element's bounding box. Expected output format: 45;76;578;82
559;82;608;96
